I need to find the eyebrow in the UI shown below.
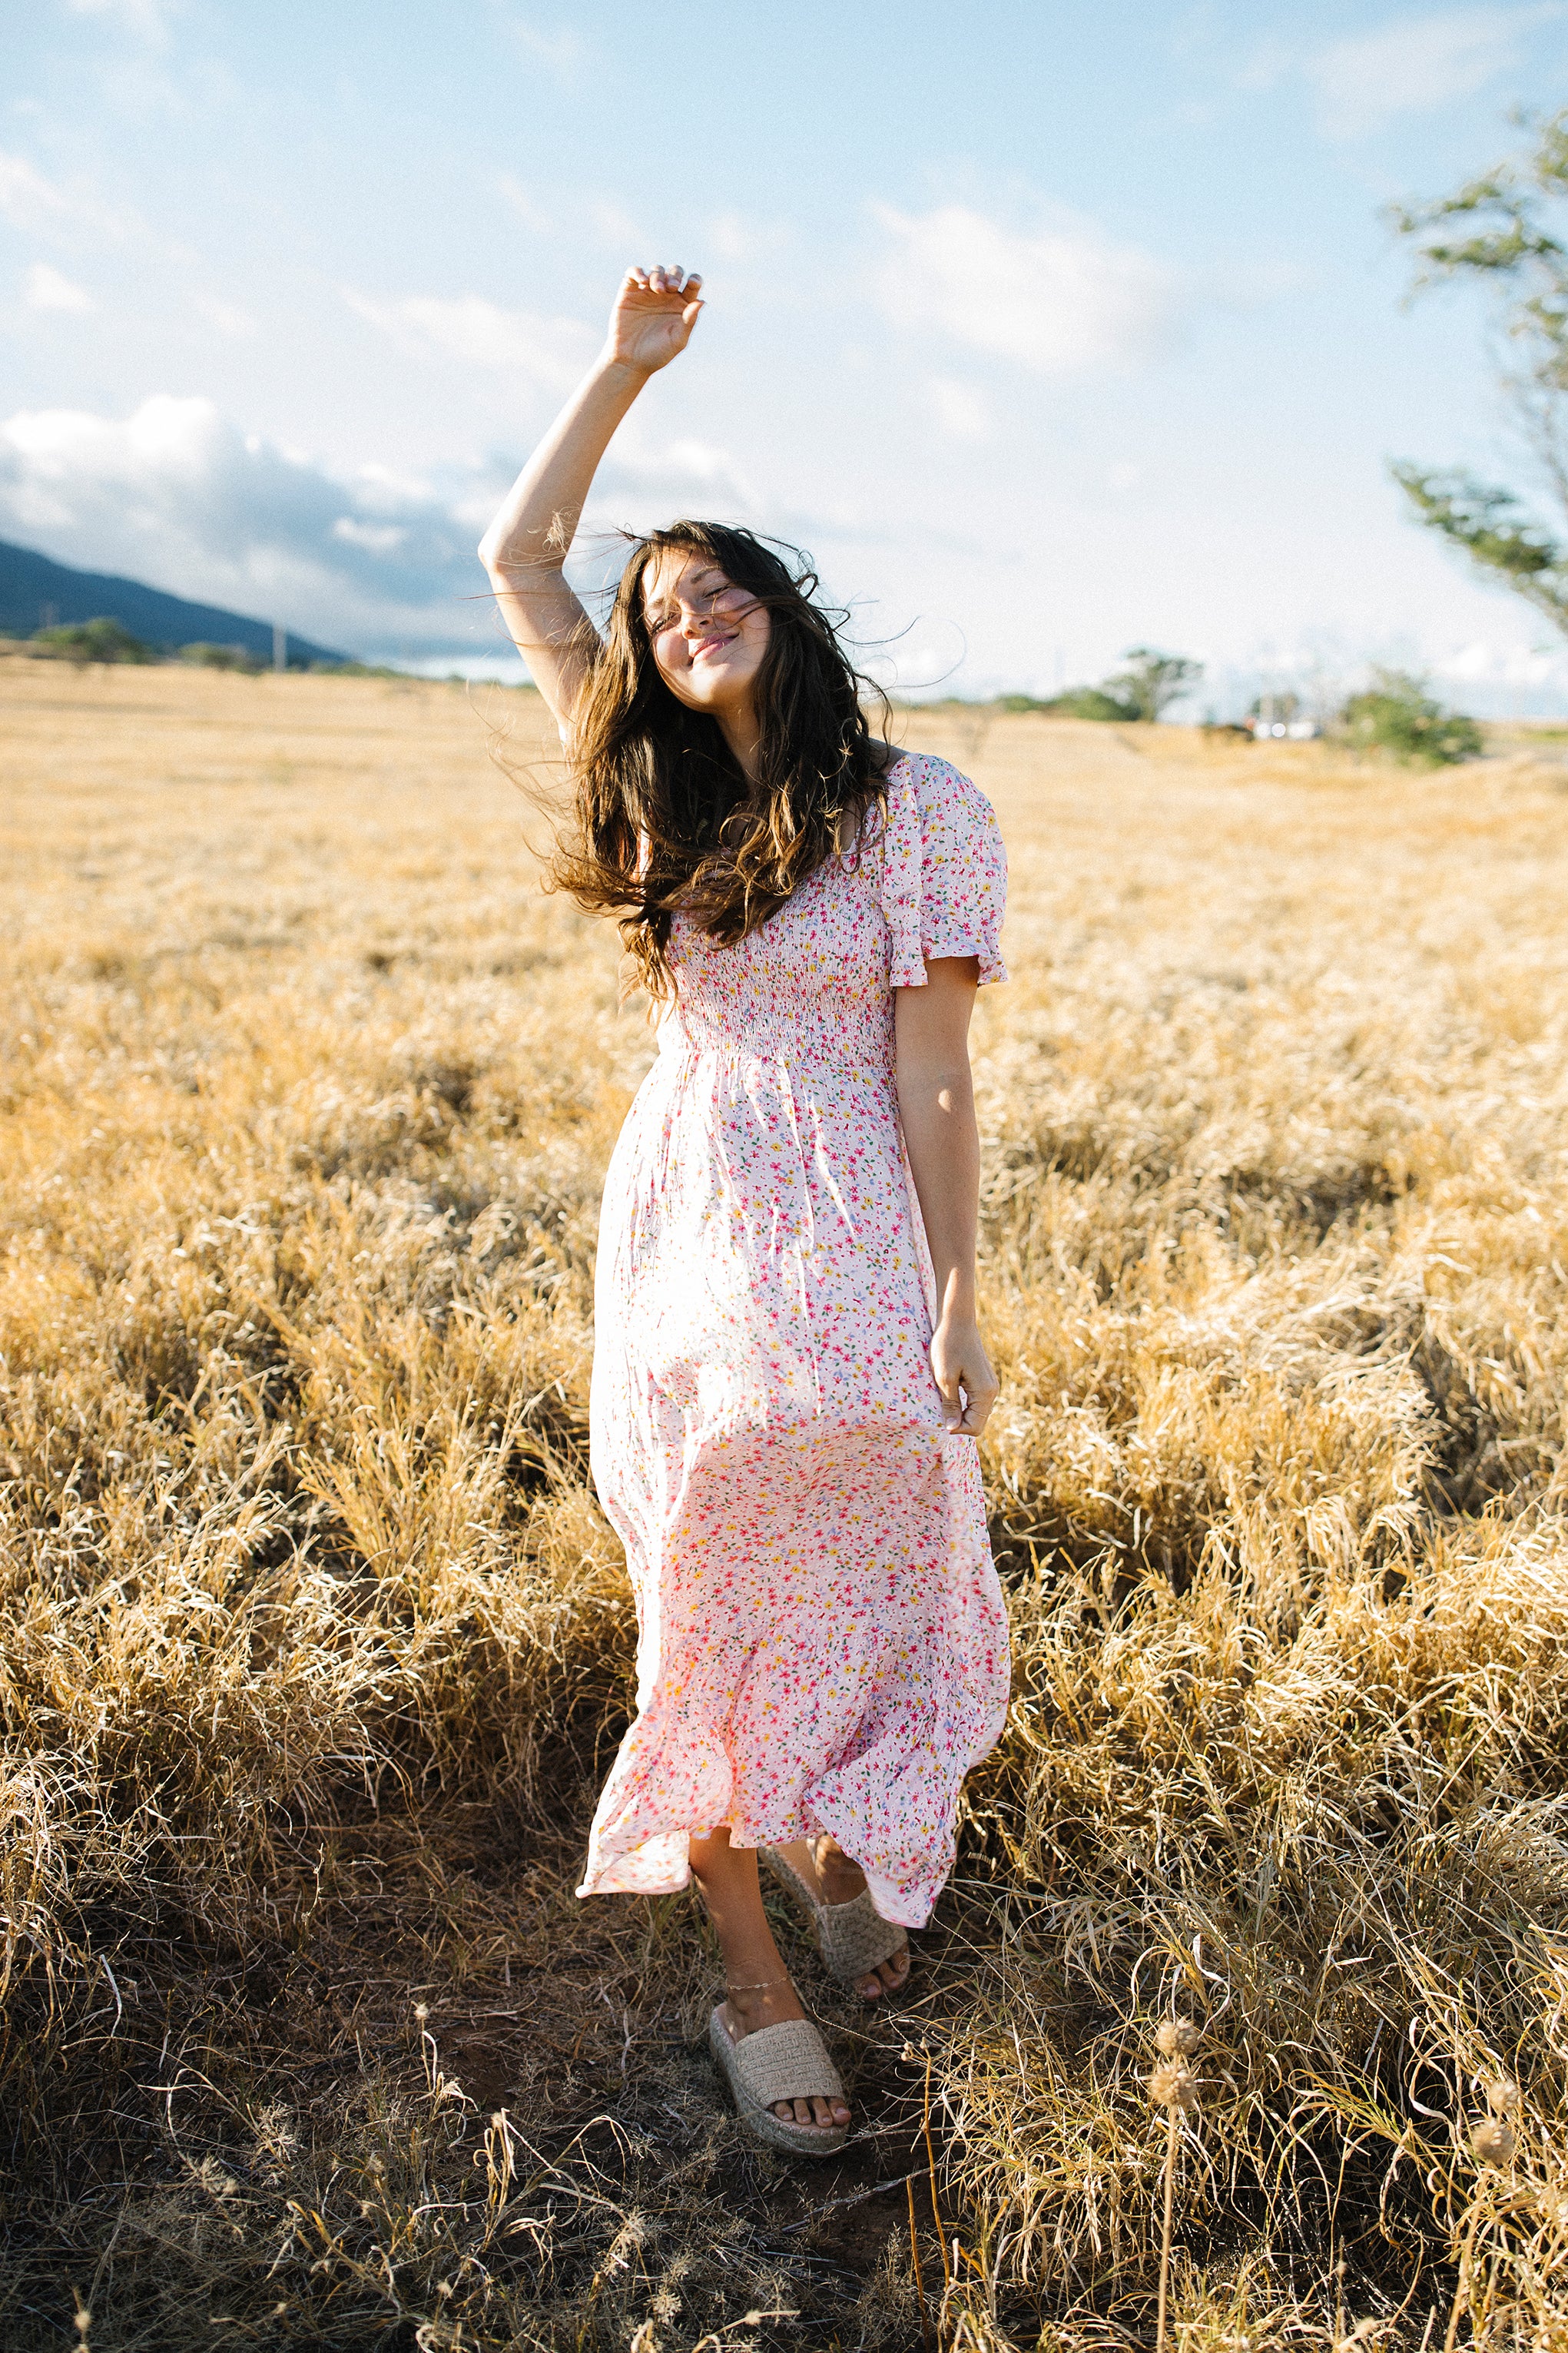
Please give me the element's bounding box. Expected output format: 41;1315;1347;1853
645;567;728;616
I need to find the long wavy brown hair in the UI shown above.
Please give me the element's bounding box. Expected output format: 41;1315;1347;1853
550;522;893;997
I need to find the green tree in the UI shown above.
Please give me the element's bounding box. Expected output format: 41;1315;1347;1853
33;616;156;665
180;641;264;672
1102;645;1203;722
1391;108;1568;636
1340;668;1483;766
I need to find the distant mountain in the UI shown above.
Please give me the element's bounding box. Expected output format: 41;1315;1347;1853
0;538;346;666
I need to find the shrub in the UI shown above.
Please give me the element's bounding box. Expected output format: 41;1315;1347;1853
32;617;157;665
179;641;263;672
1341;668;1483;765
1049;685;1142;722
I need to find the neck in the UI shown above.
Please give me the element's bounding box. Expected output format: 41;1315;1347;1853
716;697;761;784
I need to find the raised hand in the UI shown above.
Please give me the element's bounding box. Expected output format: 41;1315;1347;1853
607;265;704;377
479;264;704;732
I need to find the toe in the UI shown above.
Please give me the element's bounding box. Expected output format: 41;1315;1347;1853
880;1949;910;1991
857;1970;883;1999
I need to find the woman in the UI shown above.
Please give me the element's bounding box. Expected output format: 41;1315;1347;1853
479;266;1010;2157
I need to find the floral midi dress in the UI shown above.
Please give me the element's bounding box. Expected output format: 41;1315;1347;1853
577;753;1012;1928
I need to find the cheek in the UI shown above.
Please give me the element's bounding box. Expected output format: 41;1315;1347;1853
652;642;704;706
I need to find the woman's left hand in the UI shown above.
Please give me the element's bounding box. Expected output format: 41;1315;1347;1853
930;1313;999;1437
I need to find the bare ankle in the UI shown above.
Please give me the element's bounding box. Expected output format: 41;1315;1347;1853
724;1977;803;2035
813;1839;867;1902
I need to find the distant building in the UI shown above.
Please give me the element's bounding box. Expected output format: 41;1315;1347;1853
1248;716;1319;740
1246;693;1318;741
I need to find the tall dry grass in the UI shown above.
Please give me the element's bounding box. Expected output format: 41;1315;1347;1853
1;659;1566;2350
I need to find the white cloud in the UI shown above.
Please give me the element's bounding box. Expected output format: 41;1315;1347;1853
0;392;757;652
1441;637;1568;685
198;296;257;337
872;201;1179;377
64;0;178;39
1251;5;1566;138
498;12;582;75
345;289;596;391
592;428;758;519
0;394;485;645
0;149;121;237
331;517;407;554
925;376;991;442
24;262;92;313
704;211;791;264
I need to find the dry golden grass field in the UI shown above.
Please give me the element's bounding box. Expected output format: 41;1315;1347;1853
2;656;1568;2352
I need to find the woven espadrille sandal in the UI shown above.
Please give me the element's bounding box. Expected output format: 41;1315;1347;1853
708;1999;849;2157
759;1845;910;1996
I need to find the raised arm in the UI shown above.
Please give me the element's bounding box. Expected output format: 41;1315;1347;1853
478;265;704;737
894;960;999;1438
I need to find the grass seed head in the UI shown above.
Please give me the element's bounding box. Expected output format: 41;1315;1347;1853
1148;2060;1201;2113
1155;2019;1202;2058
1483;2076;1520;2116
1472;2118;1516;2167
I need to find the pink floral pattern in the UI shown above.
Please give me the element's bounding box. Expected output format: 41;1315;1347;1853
578;755;1011;1928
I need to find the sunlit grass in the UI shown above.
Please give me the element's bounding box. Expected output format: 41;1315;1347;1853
2;659;1566;2348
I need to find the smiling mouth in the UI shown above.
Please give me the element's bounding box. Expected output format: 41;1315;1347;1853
689;633;735;663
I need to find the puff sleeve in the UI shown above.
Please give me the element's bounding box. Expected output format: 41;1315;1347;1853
877;755;1008;989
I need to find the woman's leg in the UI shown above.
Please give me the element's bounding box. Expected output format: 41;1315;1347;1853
688;1827;850;2132
774;1837;912;2000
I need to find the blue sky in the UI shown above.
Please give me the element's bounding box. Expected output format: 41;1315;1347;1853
4;0;1568;712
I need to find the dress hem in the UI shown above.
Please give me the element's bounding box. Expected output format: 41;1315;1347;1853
575;1802;957;1932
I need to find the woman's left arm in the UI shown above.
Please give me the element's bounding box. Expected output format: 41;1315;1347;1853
894;958;999;1438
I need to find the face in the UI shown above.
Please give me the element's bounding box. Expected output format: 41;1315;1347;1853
641;549;771;719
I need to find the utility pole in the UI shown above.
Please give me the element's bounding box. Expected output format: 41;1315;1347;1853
273;622;287;674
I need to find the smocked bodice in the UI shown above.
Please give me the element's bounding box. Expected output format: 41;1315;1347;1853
658;752;1007;1072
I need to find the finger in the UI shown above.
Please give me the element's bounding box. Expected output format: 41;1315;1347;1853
648;265;669;293
681;298;704;330
626;265;649;287
957;1390;994;1435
